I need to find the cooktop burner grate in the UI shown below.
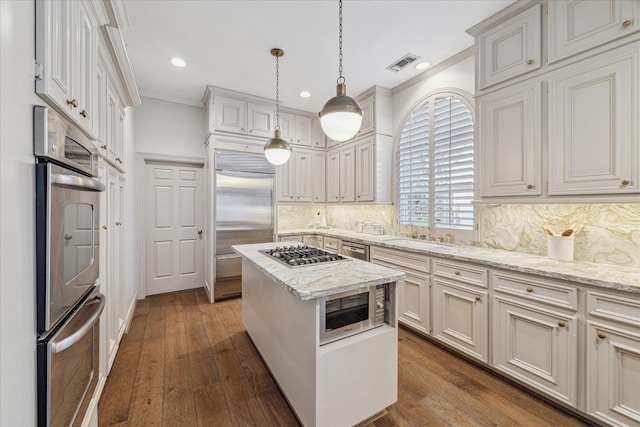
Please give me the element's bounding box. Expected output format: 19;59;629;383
260;245;346;267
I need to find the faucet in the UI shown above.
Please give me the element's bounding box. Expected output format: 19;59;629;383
446;233;453;244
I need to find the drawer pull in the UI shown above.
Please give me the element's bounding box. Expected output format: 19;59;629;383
67;99;78;108
80;110;88;118
526;184;533;189
622;20;631;28
475;296;481;301
597;332;606;339
454;271;461;276
526;59;534;65
557;321;566;327
100;144;107;150
526;287;533;293
102;225;107;230
621;179;630;186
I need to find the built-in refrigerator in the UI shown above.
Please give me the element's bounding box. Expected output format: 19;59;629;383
214;151;275;300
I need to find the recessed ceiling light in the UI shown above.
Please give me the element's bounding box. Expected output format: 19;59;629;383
299;91;311;98
170;57;186;68
415;61;431;70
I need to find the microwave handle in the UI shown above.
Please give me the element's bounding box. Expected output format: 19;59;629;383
50;294;105;354
52;173;105;192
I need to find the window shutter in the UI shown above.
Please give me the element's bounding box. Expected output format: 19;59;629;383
398;94;474;231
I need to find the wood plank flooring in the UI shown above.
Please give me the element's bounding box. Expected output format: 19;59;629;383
99;289;592;426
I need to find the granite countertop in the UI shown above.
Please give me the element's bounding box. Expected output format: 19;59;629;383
278;229;640;294
232;241;405;300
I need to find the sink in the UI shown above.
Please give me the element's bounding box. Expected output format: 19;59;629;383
382;238;454;251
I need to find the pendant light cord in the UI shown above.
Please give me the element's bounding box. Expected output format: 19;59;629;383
275;54;280;130
337;0;345;85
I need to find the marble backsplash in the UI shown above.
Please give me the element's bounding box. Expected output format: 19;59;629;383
278;203;640;267
478;203;640;267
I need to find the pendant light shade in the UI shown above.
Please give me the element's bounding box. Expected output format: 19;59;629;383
264;48;292;165
264;129;291;165
319;0;363;142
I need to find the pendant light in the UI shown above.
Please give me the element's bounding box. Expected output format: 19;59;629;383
319;0;363;142
264;48;292;166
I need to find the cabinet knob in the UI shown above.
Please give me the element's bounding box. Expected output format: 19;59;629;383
67;99;78;108
102;225;108;230
241;128;245;132
622;20;631;28
597;332;606;339
249;129;253;133
357;195;361;198
475;296;481;301
621;179;630;186
115;221;122;226
80;110;88;118
64;234;73;240
526;287;533;293
197;229;203;235
557;321;566;328
100;144;107;150
526;59;534;65
454;271;461;276
526;184;534;189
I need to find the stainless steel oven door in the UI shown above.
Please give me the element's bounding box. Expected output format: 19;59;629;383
37;290;105;427
37;162;104;334
319;286;377;345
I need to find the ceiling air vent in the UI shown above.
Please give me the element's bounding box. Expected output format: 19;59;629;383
386;53;420;72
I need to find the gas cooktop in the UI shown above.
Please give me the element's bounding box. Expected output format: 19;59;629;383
260;245;346;267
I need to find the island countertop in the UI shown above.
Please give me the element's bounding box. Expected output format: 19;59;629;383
232;241;405;300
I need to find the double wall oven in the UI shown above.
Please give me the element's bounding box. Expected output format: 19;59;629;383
35;106;106;427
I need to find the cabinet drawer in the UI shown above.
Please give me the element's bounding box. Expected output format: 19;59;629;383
370;246;430;275
433;259;487;288
492;271;578;311
323;237;339;253
586;290;640;328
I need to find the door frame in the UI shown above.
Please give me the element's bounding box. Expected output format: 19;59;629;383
137;152;205;300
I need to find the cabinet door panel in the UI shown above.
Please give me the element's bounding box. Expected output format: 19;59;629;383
313;118;326;148
326;150;340;203
355;140;375;202
548;44;639;195
357;96;375;137
434;280;488;361
399;274;430;334
295;151;313;202
294;116;312;146
339;147;355;202
549;0;640;63
478;4;541;89
312;152;326;203
493;296;578;406
279;113;295;143
214;97;246;133
247;103;274;138
276;161;294;202
479;81;542;196
586;321;640;427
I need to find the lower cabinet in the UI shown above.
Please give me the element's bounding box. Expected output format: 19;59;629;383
370;246;430;334
585;291;640;427
492;271;579;407
302;234;323;248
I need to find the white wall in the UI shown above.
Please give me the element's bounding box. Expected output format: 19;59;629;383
134;96;206;158
391;51;475;137
0;1;44;424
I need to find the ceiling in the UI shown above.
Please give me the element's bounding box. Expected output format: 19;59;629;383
121;0;514;112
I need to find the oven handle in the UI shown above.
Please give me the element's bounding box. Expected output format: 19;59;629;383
52;173;105;192
50;294;105;354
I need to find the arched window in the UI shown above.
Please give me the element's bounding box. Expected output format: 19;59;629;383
398;92;475;237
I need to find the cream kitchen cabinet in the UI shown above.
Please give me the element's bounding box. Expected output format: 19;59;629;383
323;237;339;253
548;42;640;195
432;259;489;362
214;96;248;134
492;271;579;407
370;246;431;334
312;151;326;203
277;113;312;147
355;138;375;202
312;118;326;149
585;290;640;427
105;81;125;168
548;0;640;63
36;0;98;136
470;2;542;90
478;80;542;197
339;146;356;202
356;95;375;138
247;103;275;138
276;149;322;203
326;149;340;203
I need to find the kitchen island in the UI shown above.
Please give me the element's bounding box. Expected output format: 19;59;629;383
232;242;405;427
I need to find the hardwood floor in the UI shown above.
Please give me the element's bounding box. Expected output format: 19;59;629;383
99;289;591;426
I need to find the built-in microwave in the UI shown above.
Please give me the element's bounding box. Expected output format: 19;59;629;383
319;283;394;345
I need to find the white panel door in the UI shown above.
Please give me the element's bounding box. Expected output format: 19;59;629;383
145;162;204;296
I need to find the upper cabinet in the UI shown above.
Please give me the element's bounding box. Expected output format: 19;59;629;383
214;96;248;134
470;2;542;90
469;0;640;201
312;118;326;149
548;43;639;195
247;103;275;138
548;0;640;63
36;0;98;136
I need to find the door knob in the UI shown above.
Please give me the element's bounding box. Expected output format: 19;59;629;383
197;229;203;235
